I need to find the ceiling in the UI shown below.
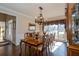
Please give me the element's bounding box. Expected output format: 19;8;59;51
0;3;66;19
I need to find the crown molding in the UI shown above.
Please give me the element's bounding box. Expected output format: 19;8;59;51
47;15;66;21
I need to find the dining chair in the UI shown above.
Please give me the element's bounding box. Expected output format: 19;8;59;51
52;33;55;46
46;33;55;55
24;33;28;39
36;38;48;55
38;34;51;56
31;34;49;56
46;34;51;55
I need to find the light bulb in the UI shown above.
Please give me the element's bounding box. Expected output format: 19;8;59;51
35;16;37;19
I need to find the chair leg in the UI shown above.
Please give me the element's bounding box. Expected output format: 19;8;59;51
19;41;22;56
48;46;50;55
25;44;26;55
46;48;48;56
41;51;43;56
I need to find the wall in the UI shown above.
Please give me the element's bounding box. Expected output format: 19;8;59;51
16;16;34;45
0;5;34;45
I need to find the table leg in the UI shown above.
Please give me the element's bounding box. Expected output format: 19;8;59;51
36;47;39;56
25;44;26;55
28;46;31;56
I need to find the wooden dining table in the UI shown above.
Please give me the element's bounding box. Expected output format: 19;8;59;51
19;37;43;56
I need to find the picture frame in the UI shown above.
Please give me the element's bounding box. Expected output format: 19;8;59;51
28;23;36;31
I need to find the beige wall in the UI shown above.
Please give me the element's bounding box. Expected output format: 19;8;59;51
16;15;34;45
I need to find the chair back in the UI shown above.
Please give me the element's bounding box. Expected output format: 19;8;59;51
24;33;28;39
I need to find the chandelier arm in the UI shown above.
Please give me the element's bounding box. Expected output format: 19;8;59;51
35;6;45;35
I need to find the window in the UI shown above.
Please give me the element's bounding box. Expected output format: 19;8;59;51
44;24;66;41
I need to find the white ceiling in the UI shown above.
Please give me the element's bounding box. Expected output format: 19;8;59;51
0;3;66;19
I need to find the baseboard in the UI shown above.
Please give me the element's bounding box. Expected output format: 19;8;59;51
7;40;16;46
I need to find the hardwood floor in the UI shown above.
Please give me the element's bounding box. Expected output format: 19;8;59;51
0;43;16;56
0;41;67;56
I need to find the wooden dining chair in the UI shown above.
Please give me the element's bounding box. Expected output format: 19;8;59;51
35;33;55;56
31;35;49;56
48;33;55;54
46;35;52;55
24;33;28;39
36;39;48;55
37;34;51;56
51;33;55;46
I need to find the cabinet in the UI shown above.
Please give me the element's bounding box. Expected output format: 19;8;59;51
66;3;79;56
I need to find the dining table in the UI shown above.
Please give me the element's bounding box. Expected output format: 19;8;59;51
19;37;43;56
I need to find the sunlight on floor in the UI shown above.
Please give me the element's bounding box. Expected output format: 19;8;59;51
51;42;63;52
50;41;67;56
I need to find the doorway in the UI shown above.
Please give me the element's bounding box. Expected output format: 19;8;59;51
0;13;16;45
0;22;5;42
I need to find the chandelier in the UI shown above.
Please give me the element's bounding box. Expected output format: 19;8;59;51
35;6;44;25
